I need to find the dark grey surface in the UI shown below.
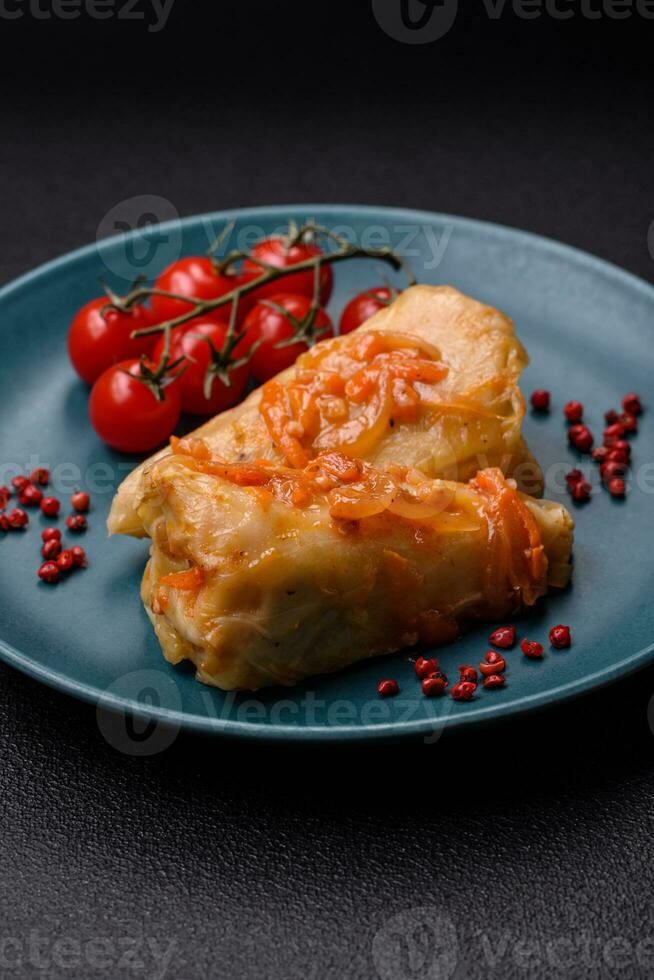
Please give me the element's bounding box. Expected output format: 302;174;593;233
1;4;654;978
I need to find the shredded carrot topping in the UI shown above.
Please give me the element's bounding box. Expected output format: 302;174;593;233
258;331;448;467
259;381;311;469
167;442;545;606
470;468;546;607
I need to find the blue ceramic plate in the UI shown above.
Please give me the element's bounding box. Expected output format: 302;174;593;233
1;205;653;743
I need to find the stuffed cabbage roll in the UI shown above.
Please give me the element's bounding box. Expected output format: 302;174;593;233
109;285;542;537
136;438;573;691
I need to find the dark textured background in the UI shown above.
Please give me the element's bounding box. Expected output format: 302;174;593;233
1;3;654;978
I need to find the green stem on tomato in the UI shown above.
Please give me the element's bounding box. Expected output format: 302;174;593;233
123;240;414;341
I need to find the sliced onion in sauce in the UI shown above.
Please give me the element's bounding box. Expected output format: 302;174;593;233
314;376;394;459
429;512;482;534
328;471;396;520
386;494;447;521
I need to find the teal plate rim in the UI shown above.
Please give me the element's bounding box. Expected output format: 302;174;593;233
0;630;653;742
1;203;653;742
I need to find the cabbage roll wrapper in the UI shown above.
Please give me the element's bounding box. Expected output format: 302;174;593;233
137;441;573;691
110;284;542;537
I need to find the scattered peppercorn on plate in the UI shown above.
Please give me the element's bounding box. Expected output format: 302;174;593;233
0;205;652;741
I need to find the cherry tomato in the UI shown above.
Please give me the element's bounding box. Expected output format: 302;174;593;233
153;319;251;416
68;299;155;385
339;287;397;335
242;237;333;306
151;256;256;326
244;293;333;383
89;359;181;454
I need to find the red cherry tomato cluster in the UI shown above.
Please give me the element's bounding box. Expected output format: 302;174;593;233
0;470;88;585
67;225;404;454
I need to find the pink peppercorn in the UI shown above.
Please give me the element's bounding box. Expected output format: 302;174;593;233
530;389;550;411
11;476;29;493
414;656;439;680
70;546;87;567
7;508;29;529
489;625;516;649
19;484;43;507
568;424;594;453
549;624;571;649
608;478;626;498
450;681;476;701
564;401;584;423
619;413;638;435
41;539;62;561
40;496;61;518
483;674;505;690
603;423;627;445
570;481;592;503
30;468;50;486
565;468;585;487
479;652;506;677
422;675;448;697
600;460;627;485
521;639;544;659
56;550;75;573
37;562;60;584
622;393;642;416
